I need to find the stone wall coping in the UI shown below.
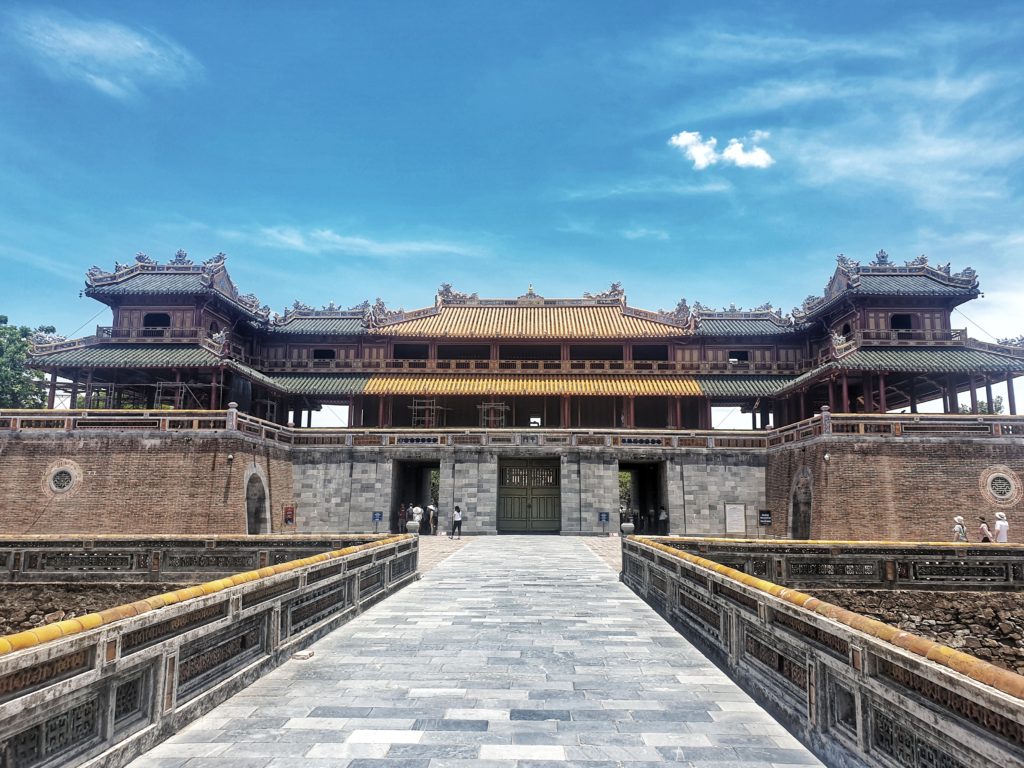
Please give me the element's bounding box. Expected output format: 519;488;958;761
633;536;1024;701
0;534;412;656
651;535;1022;550
0;534;392;543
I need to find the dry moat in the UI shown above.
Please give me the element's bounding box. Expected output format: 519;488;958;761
812;589;1024;674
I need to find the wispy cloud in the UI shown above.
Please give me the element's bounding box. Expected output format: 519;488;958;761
669;130;774;170
8;8;202;99
559;176;731;200
622;227;669;241
254;226;485;258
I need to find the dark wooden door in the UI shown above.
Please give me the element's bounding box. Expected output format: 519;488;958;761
497;459;561;533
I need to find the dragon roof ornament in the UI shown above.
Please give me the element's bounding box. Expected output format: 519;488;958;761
84;250;271;320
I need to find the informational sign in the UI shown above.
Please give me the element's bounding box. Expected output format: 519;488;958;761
725;503;746;534
283;505;295;526
758;510;773;526
598;511;610;523
372;511;384;522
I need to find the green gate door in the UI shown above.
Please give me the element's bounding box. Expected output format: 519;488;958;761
497;459;561;533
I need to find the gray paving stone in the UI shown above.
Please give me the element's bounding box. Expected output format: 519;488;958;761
128;538;820;768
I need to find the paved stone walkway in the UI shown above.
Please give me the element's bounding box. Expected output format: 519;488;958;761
131;538;820;767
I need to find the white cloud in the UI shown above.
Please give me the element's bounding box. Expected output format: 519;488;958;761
8;9;202;99
559;176;731;200
668;131;719;170
255;226;483;258
669;130;774;170
722;139;774;168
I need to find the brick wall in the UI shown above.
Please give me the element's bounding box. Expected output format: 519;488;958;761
0;432;293;535
767;437;1024;541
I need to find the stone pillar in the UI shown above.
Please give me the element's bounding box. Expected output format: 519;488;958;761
563;453;618;533
664;456;686;535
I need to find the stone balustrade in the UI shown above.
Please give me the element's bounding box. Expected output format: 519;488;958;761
647;535;1024;590
0;534;398;583
623;536;1024;767
0;534;418;767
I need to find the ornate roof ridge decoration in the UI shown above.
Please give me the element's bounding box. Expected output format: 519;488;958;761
276;299;367;323
793;251;980;320
85;251;271;319
425;282;631;308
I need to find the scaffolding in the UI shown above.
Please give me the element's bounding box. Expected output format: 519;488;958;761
154;381;205;409
410;399;447;428
477;401;510;428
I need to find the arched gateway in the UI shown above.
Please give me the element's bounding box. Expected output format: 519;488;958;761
246;474;268;534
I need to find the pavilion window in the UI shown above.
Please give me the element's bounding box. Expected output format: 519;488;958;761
437;344;489;360
633;345;668;361
142;312;171;338
393;343;429;359
312;349;336;360
728;350;750;363
841;322;851;337
569;345;623;361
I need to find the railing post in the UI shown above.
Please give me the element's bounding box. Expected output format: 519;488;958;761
227;402;239;431
820;405;831;434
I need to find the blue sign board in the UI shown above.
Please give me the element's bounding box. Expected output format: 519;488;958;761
372;511;384;522
598;511;610;523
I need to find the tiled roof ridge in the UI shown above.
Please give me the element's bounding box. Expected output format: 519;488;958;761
85;251;271;320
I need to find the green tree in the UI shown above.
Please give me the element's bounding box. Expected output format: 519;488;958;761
0;316;54;409
958;396;1004;415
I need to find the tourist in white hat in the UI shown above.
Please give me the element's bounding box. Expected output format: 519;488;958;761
952;516;967;543
994;512;1009;543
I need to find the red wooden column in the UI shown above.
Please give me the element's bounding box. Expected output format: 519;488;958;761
946;375;957;413
626;396;636;428
1007;373;1017;415
703;398;712;429
878;372;887;413
378;396;387;427
841;375;850;413
561;395;571;427
83;368;94;409
47;372;57;409
985;376;995;413
210;369;220;410
909;376;918;413
863;373;874;413
827;379;835;411
674;397;682;430
969;376;979;414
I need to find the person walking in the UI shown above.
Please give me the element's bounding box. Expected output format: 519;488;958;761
658;506;669;535
450;505;463;539
994;511;1010;543
978;516;993;543
427;504;437;535
952;516;968;543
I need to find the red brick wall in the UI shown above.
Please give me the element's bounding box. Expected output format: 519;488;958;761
0;433;294;535
767;438;1024;541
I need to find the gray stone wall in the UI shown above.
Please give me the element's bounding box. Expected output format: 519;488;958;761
290;445;764;535
561;452;619;533
677;452;766;536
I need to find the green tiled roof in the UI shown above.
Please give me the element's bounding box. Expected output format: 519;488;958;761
267;374;371;395
780;346;1024;393
268;316;367;335
853;274;976;296
697;376;796;398
695;318;804;336
29;344;221;368
86;273;210;295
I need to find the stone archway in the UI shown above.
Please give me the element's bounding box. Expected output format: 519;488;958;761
246;474;268;534
789;467;813;540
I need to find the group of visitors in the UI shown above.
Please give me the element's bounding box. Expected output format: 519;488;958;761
397;501;463;538
619;505;670;534
953;512;1009;543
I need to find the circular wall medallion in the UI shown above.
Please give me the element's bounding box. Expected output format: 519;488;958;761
980;465;1022;507
42;460;83;500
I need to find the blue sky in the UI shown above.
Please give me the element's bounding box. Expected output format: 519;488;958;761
2;1;1023;349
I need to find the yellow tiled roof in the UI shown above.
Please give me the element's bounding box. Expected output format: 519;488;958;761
364;375;700;397
374;305;684;339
